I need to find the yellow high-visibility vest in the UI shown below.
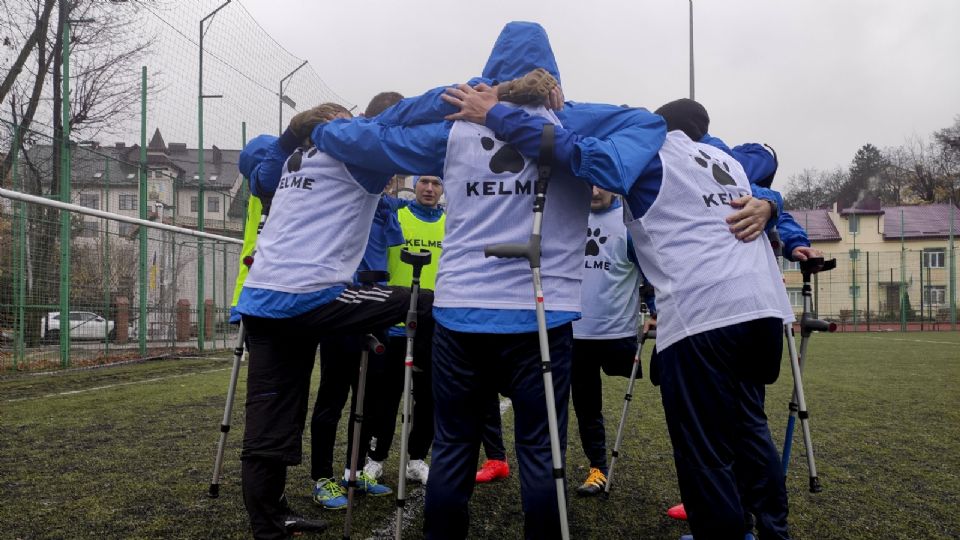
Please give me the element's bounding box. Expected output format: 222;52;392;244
387;206;444;290
231;194;263;309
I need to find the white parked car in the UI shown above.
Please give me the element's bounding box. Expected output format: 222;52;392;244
41;311;115;342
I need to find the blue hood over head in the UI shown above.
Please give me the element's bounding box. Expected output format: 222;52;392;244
482;22;561;86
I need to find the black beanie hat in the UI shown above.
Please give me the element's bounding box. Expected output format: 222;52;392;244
654;98;710;142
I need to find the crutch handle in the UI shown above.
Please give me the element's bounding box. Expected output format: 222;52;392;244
641;329;656;342
799;257;837;277
484;241;531;259
484;235;542;267
801;317;837;335
400;248;432;278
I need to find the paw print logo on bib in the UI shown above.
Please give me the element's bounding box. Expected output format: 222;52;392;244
584;227;608;256
480;136;525;174
692;149;736;187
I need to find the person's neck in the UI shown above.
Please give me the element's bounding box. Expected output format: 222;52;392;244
409;200;443;221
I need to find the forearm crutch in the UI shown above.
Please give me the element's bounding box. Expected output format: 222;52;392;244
782;257;835;493
395;249;432;540
484;124;569;540
208;321;246;498
344;333;386;540
603;329;655;499
208;210;267;498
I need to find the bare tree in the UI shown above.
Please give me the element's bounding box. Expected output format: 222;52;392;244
784;167;850;210
1;0;158;345
2;0;158;188
901;134;945;203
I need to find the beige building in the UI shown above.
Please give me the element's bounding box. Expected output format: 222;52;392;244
786;200;958;326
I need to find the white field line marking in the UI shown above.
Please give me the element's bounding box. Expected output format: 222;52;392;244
5;367;230;402
843;335;959;346
365;397;514;540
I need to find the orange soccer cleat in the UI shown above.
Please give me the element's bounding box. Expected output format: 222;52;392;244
667;502;688;521
475;459;510;484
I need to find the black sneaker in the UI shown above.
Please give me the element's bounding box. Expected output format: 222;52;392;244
278;494;328;535
283;515;328;535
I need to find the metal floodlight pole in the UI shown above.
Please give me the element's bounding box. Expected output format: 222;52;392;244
688;0;695;100
279;60;308;134
198;0;230;351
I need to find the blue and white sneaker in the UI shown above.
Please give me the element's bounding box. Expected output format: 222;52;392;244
312;477;348;510
343;470;393;496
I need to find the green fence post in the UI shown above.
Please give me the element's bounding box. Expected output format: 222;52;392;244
950;200;956;330
852;233;858;331
138;66;148;356
221;241;227;349
866;251;871;331
212;245;217;346
59;17;73;368
919;251;924;331
12;125;26;368
900;209;906;332
103;157;111;355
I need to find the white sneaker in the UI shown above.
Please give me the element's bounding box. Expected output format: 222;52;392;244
363;457;384;480
406;459;430;484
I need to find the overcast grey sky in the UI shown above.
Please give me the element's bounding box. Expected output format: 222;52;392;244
238;0;960;187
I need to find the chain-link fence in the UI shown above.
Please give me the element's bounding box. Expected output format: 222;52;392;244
781;247;957;332
0;136;243;371
0;0;352;371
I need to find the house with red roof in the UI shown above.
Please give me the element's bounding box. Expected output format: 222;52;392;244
784;199;958;327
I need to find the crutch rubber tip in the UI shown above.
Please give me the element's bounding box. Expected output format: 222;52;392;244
809;477;822;493
207;484;220;498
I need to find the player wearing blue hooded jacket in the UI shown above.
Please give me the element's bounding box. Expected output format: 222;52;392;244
232;102;436;539
300;22;787;540
442;89;795;539
291;22;665;540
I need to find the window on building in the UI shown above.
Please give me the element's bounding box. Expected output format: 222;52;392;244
119;222;136;237
848;215;859;234
78;193;99;210
787;288;803;308
79;220;98;238
923;249;945;269
208;196;220;213
190;196;198;213
782;259;800;272
849;285;860;298
119;194;137;210
923;286;946;306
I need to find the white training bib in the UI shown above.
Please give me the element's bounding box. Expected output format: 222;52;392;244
244;147;381;294
435;105;590;314
573;204;641;340
625;131;794;351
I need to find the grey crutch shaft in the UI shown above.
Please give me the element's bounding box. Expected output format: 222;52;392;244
208;321;246;498
604;329;655;498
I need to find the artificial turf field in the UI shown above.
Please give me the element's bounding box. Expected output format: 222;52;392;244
1;332;958;539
